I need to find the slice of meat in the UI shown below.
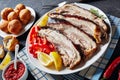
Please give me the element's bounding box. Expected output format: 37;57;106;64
48;13;103;43
47;22;97;57
50;4;109;33
38;28;81;69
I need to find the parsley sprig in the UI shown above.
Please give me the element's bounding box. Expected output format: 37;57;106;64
90;8;106;19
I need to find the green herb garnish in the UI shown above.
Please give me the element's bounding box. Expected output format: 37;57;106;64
90;8;106;19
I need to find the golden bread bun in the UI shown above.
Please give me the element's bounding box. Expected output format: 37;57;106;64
0;20;9;33
14;9;19;16
0;45;5;59
8;19;22;34
1;8;13;20
19;9;31;24
7;11;18;21
3;36;19;51
15;3;25;11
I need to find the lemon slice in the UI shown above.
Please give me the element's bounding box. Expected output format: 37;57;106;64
37;13;49;27
50;52;62;71
37;52;53;66
0;52;11;70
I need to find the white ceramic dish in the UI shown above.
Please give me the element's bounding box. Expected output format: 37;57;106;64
26;3;112;75
2;60;28;80
0;6;36;38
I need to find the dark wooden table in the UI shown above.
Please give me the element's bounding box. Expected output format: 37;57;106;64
0;0;120;80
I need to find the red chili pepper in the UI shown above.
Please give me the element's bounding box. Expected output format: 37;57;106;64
103;56;120;79
118;70;120;80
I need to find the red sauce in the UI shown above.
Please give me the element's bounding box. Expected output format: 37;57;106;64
4;62;25;80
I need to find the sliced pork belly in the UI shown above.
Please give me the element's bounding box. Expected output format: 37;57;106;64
38;28;81;69
48;13;103;43
47;22;97;57
50;4;109;33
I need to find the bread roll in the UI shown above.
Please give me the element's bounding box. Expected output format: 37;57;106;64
7;11;18;21
0;45;5;59
15;3;25;11
3;36;19;51
8;19;22;34
0;20;9;33
19;9;31;24
14;9;19;16
1;8;13;20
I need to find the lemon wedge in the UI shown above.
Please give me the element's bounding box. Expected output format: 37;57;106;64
37;52;53;67
50;52;62;71
37;13;49;27
0;52;11;70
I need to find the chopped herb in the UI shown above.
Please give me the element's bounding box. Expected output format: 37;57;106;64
90;8;106;19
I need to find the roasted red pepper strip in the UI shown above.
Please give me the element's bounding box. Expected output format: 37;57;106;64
103;56;120;79
29;26;40;44
29;26;55;58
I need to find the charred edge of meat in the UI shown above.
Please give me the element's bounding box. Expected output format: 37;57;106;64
103;20;111;34
84;46;97;58
69;59;81;69
85;43;100;61
75;45;86;60
50;12;98;25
